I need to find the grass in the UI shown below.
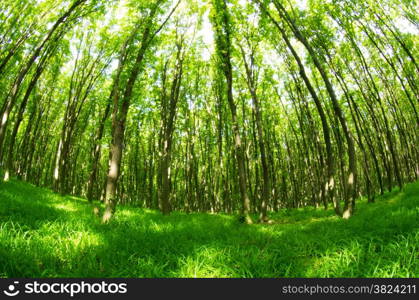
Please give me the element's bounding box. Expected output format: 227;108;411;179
0;179;418;278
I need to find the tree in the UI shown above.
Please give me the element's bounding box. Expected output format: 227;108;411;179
211;0;253;224
102;0;179;223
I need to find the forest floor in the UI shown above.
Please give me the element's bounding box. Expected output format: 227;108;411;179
0;179;418;278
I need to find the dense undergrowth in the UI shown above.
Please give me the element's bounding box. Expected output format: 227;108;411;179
0;179;418;277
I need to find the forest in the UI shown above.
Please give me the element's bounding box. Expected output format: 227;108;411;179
0;0;418;278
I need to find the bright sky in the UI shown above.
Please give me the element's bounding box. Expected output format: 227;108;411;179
395;17;418;35
198;8;214;61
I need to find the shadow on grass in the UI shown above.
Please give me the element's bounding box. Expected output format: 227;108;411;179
0;179;418;277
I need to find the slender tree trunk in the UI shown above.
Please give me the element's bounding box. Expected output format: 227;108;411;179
212;0;252;223
240;44;271;222
87;98;111;201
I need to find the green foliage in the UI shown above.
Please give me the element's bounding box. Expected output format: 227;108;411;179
0;1;417;275
0;179;417;277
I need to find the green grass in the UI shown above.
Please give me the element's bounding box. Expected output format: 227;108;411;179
0;179;418;277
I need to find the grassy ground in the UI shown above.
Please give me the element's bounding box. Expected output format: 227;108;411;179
0;179;418;278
